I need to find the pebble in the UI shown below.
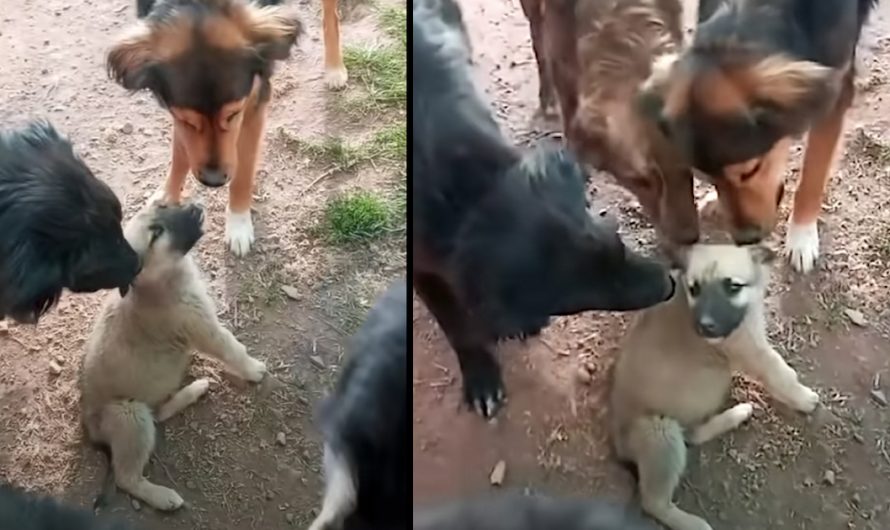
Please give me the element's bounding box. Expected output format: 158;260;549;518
121;122;134;135
823;469;836;486
490;460;506;486
276;431;287;446
131;498;141;511
844;308;868;327
48;360;63;376
309;355;326;369
285;513;295;524
280;285;302;301
870;389;887;406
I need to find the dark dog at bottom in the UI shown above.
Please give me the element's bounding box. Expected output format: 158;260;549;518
414;492;661;530
0;121;140;324
0;483;134;530
307;278;408;530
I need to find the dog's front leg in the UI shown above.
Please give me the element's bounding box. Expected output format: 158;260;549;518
164;128;189;203
728;332;819;413
322;0;348;89
226;101;267;257
189;312;266;383
414;272;505;419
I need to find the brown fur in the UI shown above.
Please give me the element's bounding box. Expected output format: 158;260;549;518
521;0;700;248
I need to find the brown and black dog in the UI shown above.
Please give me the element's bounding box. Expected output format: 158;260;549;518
520;0;700;251
638;0;878;272
108;0;346;257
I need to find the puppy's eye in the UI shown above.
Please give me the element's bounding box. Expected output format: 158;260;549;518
149;224;164;243
688;282;701;297
723;279;746;295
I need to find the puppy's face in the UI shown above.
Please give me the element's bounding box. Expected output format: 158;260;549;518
124;198;204;287
638;46;840;244
0;122;141;323
681;243;774;341
107;1;302;187
454;147;674;339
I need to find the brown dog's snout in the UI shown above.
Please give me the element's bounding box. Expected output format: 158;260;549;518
196;167;229;188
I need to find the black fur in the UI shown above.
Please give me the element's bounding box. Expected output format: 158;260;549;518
412;0;674;418
413;492;661;530
0;483;136;530
0;122;140;324
315;279;408;530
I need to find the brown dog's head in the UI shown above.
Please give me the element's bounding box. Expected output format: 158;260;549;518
638;5;843;244
108;0;302;188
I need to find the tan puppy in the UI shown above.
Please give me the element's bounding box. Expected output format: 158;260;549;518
79;197;266;511
610;244;820;530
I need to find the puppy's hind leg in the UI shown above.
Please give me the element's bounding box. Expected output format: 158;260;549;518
99;401;184;511
628;416;712;530
308;443;357;530
156;378;211;422
687;403;754;445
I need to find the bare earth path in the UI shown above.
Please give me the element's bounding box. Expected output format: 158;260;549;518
0;0;405;529
413;1;890;529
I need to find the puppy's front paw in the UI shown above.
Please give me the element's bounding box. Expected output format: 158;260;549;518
226;209;255;257
242;357;267;383
786;221;819;273
324;66;348;90
145;486;184;512
461;348;506;419
793;385;820;413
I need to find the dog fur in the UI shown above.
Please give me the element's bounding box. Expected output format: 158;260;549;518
0;121;140;324
520;0;700;248
638;0;878;273
610;244;820;530
0;483;135;530
108;0;304;257
79;197;267;511
307;279;407;530
413;491;661;530
413;0;675;418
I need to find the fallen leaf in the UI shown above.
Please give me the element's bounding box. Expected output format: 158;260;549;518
490;460;506;486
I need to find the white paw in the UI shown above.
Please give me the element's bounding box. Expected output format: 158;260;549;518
191;378;211;398
242;357;267;383
324;66;348;90
793;385;820;413
225;210;255;257
147;487;184;512
729;402;755;426
785;221;819;273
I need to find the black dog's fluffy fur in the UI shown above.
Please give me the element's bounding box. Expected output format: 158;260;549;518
0;483;135;530
412;0;674;418
414;491;661;530
0;122;140;324
313;278;408;530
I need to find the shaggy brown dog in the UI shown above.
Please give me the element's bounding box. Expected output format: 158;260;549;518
109;0;319;257
638;0;877;273
520;0;700;249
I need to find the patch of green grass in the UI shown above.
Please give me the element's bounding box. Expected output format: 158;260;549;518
368;123;407;161
378;5;407;47
280;130;369;172
342;45;406;109
323;190;395;244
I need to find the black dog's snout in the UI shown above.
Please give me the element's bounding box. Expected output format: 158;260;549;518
695;315;720;337
196;168;228;188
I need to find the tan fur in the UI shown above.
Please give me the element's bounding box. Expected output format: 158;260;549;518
79;196;267;511
611;244;820;530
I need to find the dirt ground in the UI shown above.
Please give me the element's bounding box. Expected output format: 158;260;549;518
413;1;890;529
0;1;404;529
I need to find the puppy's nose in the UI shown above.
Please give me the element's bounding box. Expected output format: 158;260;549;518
696;315;719;337
196;168;228;188
733;226;767;246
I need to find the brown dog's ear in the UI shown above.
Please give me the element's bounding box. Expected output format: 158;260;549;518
245;5;303;61
107;24;157;91
748;244;777;265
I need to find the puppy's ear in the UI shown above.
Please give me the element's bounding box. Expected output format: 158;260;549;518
245;5;303;61
742;57;835;108
748;244;776;265
107;24;158;91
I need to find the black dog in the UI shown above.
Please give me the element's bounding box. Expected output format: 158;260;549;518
0;483;134;530
412;0;675;418
307;279;408;530
414;492;661;530
0;122;140;324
